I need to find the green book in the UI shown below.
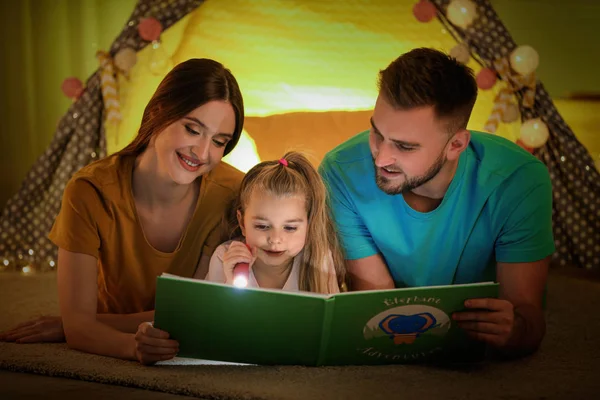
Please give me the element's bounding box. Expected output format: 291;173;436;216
154;273;499;366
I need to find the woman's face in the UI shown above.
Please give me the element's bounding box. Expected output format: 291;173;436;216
153;101;236;185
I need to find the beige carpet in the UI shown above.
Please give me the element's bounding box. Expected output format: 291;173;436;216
1;269;599;400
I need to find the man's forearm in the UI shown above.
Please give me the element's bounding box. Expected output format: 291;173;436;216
97;311;155;334
498;304;546;358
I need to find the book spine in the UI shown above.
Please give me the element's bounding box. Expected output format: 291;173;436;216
315;297;335;366
153;277;166;330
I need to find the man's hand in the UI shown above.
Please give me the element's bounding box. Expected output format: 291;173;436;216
134;322;179;365
0;316;65;344
452;298;515;348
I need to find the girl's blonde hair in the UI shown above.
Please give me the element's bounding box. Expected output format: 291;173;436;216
234;151;347;294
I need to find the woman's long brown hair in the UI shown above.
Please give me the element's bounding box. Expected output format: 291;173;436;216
118;58;244;157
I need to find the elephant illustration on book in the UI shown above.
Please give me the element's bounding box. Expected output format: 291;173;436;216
378;313;438;344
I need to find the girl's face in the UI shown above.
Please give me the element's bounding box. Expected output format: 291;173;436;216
153;101;236;185
238;191;308;268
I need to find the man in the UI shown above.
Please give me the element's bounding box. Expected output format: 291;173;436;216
319;48;554;358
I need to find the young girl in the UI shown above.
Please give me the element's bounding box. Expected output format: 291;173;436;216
197;151;347;294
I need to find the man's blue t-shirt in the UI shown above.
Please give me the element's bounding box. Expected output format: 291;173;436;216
319;130;555;287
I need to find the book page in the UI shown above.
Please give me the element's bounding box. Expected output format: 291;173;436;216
160;273;332;298
333;281;497;297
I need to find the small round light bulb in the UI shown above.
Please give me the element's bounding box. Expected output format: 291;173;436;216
233;275;248;288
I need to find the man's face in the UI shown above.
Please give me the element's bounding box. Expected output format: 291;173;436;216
369;95;453;195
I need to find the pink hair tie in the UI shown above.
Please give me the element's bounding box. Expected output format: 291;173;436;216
278;158;288;167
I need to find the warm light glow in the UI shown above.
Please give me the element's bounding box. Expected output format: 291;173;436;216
148;42;172;76
22;266;32;274
233;275;248;288
248;85;376;116
520;118;549;148
2;259;8;266
510;45;539;76
49;260;56;267
106;0;521;159
222;130;261;173
446;0;477;29
28;249;34;256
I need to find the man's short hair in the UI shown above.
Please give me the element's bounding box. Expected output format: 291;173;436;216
378;47;478;134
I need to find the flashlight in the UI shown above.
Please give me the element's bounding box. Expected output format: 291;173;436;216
232;262;249;288
232;243;252;288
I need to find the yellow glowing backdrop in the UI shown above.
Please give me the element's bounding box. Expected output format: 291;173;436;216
109;0;526;171
2;0;600;211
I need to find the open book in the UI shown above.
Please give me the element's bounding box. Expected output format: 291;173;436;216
154;273;499;366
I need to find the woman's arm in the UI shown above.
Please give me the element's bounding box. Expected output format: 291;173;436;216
58;249;136;359
97;311;155;334
58;248;177;362
0;304;154;344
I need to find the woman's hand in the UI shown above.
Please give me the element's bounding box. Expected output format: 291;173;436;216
134;322;179;365
0;316;65;343
222;241;256;284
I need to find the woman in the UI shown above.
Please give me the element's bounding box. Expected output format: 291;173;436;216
0;58;245;364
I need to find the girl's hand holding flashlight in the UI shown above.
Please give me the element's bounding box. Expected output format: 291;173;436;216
223;241;256;287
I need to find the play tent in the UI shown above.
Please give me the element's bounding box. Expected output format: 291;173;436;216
0;0;598;271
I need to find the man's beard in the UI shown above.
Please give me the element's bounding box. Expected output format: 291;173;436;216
375;151;447;195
